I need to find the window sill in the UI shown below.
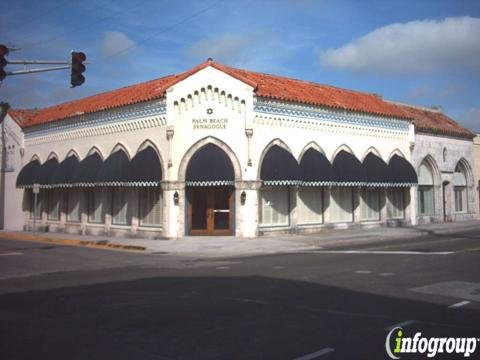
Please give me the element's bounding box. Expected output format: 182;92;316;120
110;224;132;229
258;224;291;229
87;222;106;227
138;225;163;230
297;222;324;227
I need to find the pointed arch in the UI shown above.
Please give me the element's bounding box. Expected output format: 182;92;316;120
455;158;474;186
331;147;366;185
418;155;441;185
178;136;241;182
30;154;41;163
361;147;382;162
135;139;166;180
65;149;80;161
331;144;355;163
87;146;104;161
47;152;59;161
137;139;160;154
387;149;407;163
298;141;325;162
110;143;131;160
257;139;295;179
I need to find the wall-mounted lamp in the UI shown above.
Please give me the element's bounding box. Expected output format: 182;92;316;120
240;191;246;205
173;191;179;205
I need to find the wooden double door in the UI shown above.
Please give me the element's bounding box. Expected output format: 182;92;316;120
188;187;233;235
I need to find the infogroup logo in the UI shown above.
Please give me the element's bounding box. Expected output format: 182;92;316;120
385;327;479;359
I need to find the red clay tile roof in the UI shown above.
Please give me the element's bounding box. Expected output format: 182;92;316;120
223;67;409;119
392;103;475;139
7;59;473;139
10;74;180;128
7;109;40;126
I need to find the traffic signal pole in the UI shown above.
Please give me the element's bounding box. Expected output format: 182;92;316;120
0;45;87;86
6;59;79;76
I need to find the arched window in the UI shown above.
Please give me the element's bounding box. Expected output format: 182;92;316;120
418;162;434;215
453;163;467;213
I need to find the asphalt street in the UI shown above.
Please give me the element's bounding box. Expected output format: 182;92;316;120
0;229;479;359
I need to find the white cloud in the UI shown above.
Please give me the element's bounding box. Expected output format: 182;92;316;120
100;31;136;58
319;17;480;75
186;33;263;65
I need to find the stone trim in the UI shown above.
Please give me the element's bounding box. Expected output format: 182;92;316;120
254;98;410;131
24;99;167;145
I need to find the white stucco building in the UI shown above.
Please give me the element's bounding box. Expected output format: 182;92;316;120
1;59;477;237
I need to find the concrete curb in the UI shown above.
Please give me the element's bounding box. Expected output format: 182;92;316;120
0;233;147;252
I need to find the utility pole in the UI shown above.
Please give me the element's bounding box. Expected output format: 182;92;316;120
0;102;10;230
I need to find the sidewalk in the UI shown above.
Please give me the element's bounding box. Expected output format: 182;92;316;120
1;220;479;258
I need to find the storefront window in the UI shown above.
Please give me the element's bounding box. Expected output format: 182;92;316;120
67;189;81;222
387;188;404;219
330;187;353;223
30;189;42;220
297;187;323;225
112;188;131;225
88;188;109;224
47;189;60;220
260;187;289;226
360;188;380;221
453;164;467;213
140;187;162;227
417;162;434;215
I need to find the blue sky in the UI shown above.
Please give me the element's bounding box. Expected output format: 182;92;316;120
1;0;479;132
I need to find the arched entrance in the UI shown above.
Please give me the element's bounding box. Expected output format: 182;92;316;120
184;143;236;235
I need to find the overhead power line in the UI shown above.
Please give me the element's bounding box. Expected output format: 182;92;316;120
103;0;226;59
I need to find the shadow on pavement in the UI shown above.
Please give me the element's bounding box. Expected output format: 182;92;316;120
0;275;479;359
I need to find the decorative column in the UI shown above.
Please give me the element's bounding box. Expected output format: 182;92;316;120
380;188;388;224
162;181;185;238
323;187;331;224
353;187;361;224
166;126;174;168
235;180;262;238
245;128;253;167
130;188;139;235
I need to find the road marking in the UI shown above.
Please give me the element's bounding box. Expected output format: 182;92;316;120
272;266;285;269
411;281;480;302
449;300;470;308
310;250;454;255
0;252;23;256
293;347;335;359
215;266;230;270
380;272;395;276
225;297;269;305
355;270;372;274
385;320;415;331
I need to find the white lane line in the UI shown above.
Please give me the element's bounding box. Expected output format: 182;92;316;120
310;250;453;255
355;270;372;274
449;300;470;309
379;272;395;276
0;252;23;256
385;320;415;331
225;297;269;305
293;347;335;360
215;266;230;270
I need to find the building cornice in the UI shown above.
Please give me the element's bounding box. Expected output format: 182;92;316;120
254;98;410;132
24;99;167;145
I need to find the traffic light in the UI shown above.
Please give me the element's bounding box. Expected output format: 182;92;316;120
70;51;86;87
0;44;9;81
